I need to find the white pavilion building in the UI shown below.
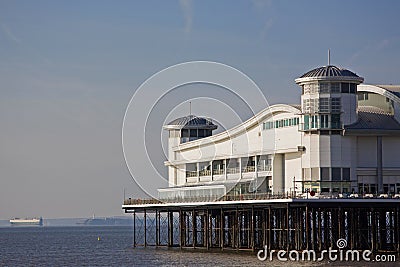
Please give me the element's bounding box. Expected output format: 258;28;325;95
159;65;400;201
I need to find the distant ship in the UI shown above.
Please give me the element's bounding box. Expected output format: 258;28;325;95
10;217;43;226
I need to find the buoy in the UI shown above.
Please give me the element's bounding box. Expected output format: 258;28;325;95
98;236;101;241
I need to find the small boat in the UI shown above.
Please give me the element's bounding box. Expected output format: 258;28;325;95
10;217;43;226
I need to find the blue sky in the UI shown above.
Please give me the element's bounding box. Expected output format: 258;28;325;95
1;0;400;219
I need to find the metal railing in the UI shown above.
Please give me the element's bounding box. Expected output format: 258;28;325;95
123;192;400;206
257;165;272;172
199;169;211;176
186;171;197;177
212;169;224;175
242;165;255;173
226;167;240;174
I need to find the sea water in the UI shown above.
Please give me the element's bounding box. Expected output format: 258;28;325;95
0;226;396;266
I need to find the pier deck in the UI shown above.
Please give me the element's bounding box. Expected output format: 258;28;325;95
123;198;400;254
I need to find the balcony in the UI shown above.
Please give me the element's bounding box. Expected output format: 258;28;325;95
226;167;240;174
258;165;272;172
186;171;198;178
212;169;224;175
199;169;211;176
242;165;256;173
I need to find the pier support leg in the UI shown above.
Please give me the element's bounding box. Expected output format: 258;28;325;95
133;210;136;247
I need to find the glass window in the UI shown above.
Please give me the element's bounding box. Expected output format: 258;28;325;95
341;83;350;93
319;83;329;93
331;98;341;113
320;114;329;128
304;115;310;130
331;83;340;93
350;84;356;94
342;168;350;181
190;129;197;137
332;168;341;181
181;129;189;137
311;168;319;181
311;115;318;128
319;98;330;112
320;167;330;181
302;168;311;179
198;129;205;137
331;114;341;129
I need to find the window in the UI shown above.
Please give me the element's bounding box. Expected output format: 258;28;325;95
302;168;311;179
320;114;329;128
331;114;341;129
331;98;341;113
304;115;310;130
319;83;329;93
319;98;330;112
341;83;350;93
358;92;368;101
311;168;319;181
190;129;197;138
342;168;350;181
320;167;330;181
198;129;205;137
331;168;341;181
350;84;356;94
181;129;189;137
311;115;318;128
331;83;340;93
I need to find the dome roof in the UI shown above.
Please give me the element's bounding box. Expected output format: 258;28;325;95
295;65;364;84
164;115;218;130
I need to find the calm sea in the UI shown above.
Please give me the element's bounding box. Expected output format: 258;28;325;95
0;226;397;266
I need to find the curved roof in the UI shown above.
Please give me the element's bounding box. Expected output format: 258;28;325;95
300;65;359;78
295;65;364;84
164;115;218;130
172;104;300;152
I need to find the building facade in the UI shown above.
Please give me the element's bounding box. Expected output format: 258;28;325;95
159;65;400;201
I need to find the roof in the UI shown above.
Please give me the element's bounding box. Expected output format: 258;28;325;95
164;115;218;130
344;110;400;135
295;65;364;84
300;65;360;78
376;85;400;98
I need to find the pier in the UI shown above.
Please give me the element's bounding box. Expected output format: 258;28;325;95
123;197;400;255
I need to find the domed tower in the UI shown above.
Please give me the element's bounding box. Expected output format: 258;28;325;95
295;65;364;194
295;65;364;130
164;115;217;159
